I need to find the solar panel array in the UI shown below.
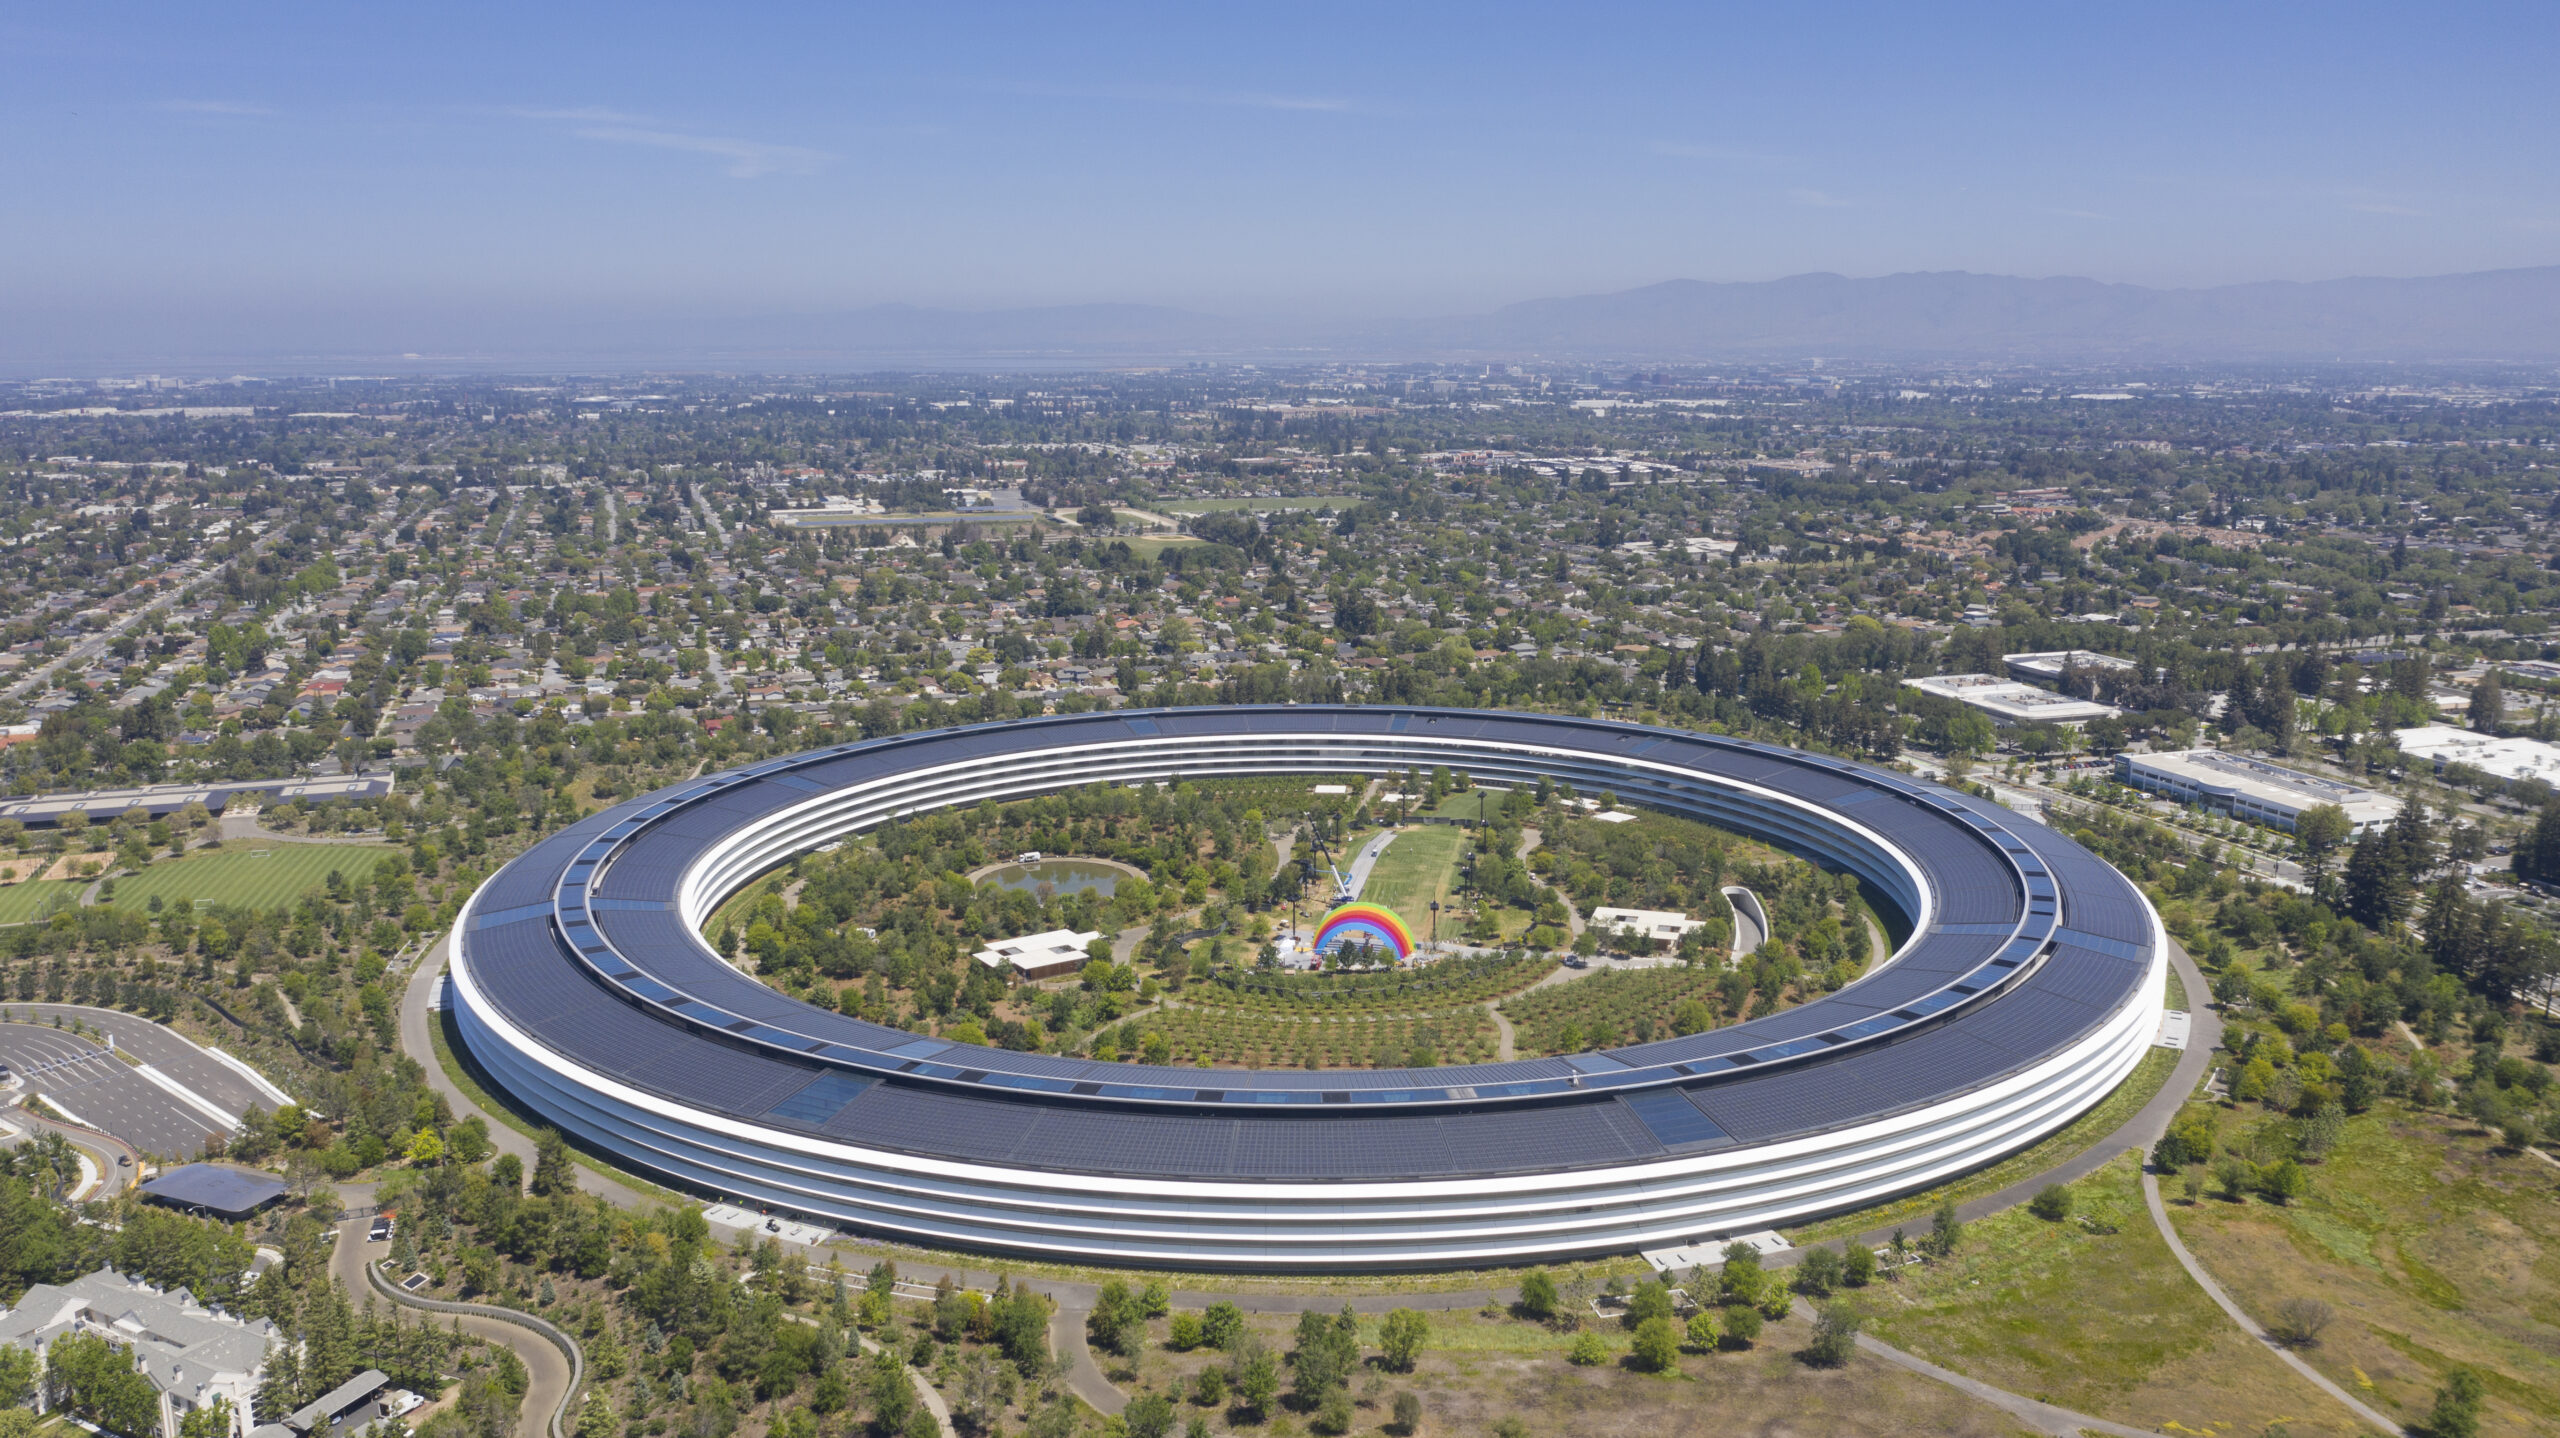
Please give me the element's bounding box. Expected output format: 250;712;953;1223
458;705;2157;1183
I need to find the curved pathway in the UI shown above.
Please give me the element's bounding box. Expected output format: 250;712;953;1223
2141;1172;2403;1434
332;1217;580;1438
1721;884;1767;960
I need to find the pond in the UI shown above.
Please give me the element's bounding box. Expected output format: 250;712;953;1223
975;858;1126;900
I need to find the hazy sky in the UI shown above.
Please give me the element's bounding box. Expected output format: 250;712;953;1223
6;0;2558;348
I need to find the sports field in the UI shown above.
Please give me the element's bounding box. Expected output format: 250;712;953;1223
105;843;386;913
0;880;83;926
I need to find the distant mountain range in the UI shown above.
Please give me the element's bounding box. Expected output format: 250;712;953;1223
12;265;2560;372
598;266;2560;367
1418;267;2560;361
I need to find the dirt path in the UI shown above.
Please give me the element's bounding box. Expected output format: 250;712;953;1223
1514;828;1583;938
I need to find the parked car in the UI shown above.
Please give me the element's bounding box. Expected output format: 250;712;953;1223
1562;956;1588;969
368;1216;393;1242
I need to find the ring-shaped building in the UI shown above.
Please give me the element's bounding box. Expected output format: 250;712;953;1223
450;706;2164;1270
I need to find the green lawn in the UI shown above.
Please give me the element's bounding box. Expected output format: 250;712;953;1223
1358;824;1469;933
0;880;84;925
105;844;386;913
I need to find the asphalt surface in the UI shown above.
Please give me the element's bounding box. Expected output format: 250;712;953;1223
1;1022;229;1161
3;1002;282;1117
330;1202;576;1438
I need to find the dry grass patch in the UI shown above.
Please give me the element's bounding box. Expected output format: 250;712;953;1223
1862;1151;2355;1434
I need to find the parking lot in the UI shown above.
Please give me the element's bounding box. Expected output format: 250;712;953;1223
1;1022;234;1163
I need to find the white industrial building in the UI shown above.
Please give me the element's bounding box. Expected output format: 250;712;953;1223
2393;725;2560;786
1909;672;2120;727
2002;650;2137;686
971;928;1103;981
0;1269;273;1438
2115;749;2400;833
1590;908;1708;944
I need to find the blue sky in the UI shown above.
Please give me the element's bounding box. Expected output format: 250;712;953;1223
5;1;2557;347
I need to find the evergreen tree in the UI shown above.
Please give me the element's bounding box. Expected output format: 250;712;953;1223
2470;670;2505;733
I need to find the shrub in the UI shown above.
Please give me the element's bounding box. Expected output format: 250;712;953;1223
1804;1301;1862;1367
1517;1270;1559;1320
1567;1330;1610;1366
1794;1246;1842;1296
2028;1184;2073;1221
1166;1313;1202;1351
1631;1315;1682;1372
2266;1297;2332;1348
1623;1280;1675;1327
2258;1158;2309;1206
1719;1302;1762;1348
1390;1391;1422;1435
1842;1243;1877;1287
1684;1310;1720;1351
1378;1308;1428;1372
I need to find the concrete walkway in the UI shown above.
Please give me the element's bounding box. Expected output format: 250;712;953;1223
2140;1172;2403;1434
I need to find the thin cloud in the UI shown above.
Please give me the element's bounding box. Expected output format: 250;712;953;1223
1787;187;1854;208
505;107;829;178
2049;207;2117;222
985;79;1365;114
1649;141;1792;165
160;99;273;116
506;105;651;126
571;125;831;178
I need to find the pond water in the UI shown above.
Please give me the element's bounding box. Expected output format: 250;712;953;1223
976;858;1125;899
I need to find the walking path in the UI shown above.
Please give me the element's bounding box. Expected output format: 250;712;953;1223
1514;828;1583;938
2140;1171;2404;1434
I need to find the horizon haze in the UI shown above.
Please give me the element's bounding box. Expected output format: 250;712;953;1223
6;1;2559;370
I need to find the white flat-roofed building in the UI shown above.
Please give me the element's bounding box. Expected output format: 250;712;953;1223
1909;672;2120;727
972;928;1103;981
2116;749;2399;833
2393;724;2560;785
1590;907;1707;943
2003;649;2138;686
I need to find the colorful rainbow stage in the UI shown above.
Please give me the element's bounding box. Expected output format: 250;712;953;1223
1311;902;1416;961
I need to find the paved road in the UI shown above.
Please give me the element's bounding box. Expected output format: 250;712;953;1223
331;1210;577;1438
4;1102;143;1198
0;1022;228;1161
3;1001;285;1116
1344;829;1398;900
1721;884;1767;959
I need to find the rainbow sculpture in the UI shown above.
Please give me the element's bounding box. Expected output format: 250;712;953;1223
1311;902;1416;961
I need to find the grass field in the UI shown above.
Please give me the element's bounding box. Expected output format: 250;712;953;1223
1359;824;1469;930
0;880;83;925
2165;1104;2560;1435
1159;496;1355;514
106;843;385;913
1865;1151;2358;1435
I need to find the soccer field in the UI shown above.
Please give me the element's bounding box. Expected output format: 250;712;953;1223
107;844;387;913
0;880;83;926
